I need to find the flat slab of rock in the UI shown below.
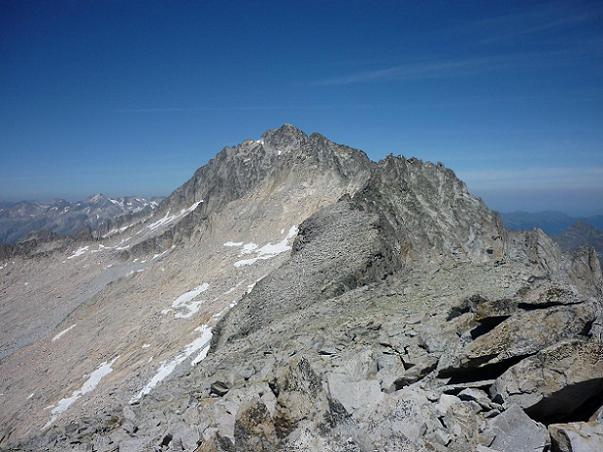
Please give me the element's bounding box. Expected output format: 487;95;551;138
480;405;549;452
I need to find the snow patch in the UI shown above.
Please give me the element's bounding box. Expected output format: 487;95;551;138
90;244;113;253
152;249;170;260
67;246;89;259
233;226;298;267
147;200;203;231
223;285;239;295
51;324;77;342
148;210;176;231
126;269;144;277
130;326;212;403
43;357;118;429
171;283;209;319
190;325;213;365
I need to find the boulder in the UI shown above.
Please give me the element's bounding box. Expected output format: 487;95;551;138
439;303;598;377
491;340;603;422
458;388;500;412
549;421;603;452
210;381;231;397
326;373;383;414
480;405;549;452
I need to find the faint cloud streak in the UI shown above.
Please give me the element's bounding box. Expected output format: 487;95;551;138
475;2;602;44
308;48;596;86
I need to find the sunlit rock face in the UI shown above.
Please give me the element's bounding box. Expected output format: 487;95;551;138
1;124;602;452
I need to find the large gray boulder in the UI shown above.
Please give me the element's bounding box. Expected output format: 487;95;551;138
491;340;603;422
438;298;599;378
480;405;549;452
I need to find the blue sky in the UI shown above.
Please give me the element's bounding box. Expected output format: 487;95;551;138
1;0;602;215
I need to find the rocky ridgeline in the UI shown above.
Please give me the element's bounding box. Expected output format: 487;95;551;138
2;125;602;452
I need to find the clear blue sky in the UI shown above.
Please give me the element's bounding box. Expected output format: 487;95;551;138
1;0;602;215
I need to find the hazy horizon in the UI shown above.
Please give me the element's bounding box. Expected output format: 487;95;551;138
2;1;602;215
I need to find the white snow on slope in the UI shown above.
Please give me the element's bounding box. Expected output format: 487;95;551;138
223;282;242;295
43;357;118;429
171;283;210;319
130;325;212;403
126;268;145;277
190;325;213;365
147;200;203;231
148;210;176;231
51;324;77;342
233;226;298;267
152;248;171;260
102;222;135;238
240;243;259;254
67;246;89;259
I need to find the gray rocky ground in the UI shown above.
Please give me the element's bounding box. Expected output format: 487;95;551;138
1;124;602;451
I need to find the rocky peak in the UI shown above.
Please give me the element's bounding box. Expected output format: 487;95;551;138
86;193;108;204
261;123;308;153
158;125;371;222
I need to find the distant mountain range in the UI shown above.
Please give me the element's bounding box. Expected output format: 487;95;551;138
0;194;163;244
500;211;603;235
501;211;603;265
555;221;603;263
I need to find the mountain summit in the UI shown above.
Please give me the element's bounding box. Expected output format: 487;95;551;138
1;125;602;452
